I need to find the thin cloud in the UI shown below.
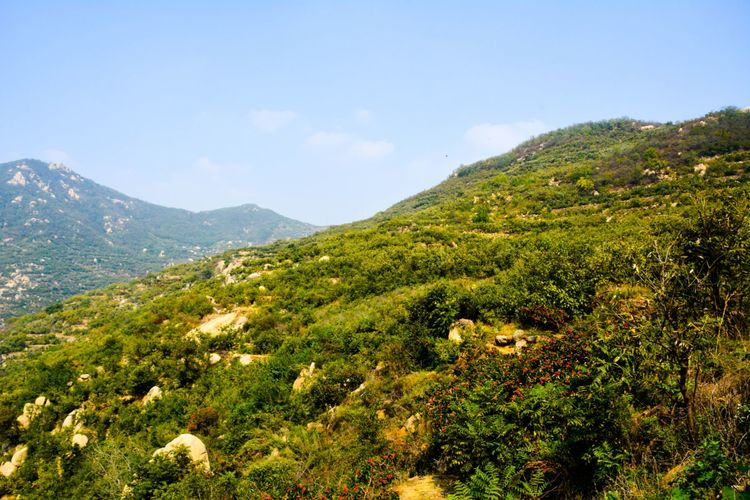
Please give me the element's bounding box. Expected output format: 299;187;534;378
248;109;297;132
40;149;74;164
306;131;394;160
464;120;547;152
354;108;372;123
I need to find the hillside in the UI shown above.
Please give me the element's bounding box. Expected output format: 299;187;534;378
0;160;320;322
0;108;749;498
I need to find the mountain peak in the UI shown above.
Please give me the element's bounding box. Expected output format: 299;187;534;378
0;159;319;320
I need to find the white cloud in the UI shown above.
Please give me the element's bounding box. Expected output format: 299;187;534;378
248;109;297;132
306;131;394;160
40;149;74;164
464;120;547;152
354;108;372;123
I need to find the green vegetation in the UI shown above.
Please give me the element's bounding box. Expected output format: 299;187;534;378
1;108;749;498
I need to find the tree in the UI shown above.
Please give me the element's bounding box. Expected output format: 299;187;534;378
634;194;749;440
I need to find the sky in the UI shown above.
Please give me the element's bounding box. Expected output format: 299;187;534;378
1;1;748;226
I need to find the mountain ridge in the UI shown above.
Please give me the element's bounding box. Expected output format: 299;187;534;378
0;159;320;322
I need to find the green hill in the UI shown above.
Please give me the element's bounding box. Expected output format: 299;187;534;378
0;108;748;498
0;160;320;323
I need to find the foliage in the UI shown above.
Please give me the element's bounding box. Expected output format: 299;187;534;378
0;109;749;498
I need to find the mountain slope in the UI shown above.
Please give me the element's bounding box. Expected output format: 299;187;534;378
0;159;319;321
0;108;748;498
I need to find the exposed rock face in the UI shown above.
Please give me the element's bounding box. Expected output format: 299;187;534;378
233;353;270;366
393;475;445;499
494;334;512;346
62;408;84;431
292;362;316;392
1;445;29;477
153;434;210;473
16;396;51;428
11;447;28;467
0;462;16;478
404;413;422;434
72;433;89;448
186;310;250;340
142;386;162;405
448;319;475;344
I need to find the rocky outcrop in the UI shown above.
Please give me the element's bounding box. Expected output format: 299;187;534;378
292;362;316;392
0;446;28;478
448;319;475;344
0;462;16;478
153;434;210;473
494;334;512;346
72;433;89;448
16;396;51;429
233;353;270;366
142;386;162;405
393;475;445;499
186;309;251;340
62;408;85;432
404;413;422;434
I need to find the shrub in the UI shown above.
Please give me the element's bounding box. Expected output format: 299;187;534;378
187;407;220;434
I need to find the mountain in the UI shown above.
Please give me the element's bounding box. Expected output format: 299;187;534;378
0;159;320;322
0;109;748;498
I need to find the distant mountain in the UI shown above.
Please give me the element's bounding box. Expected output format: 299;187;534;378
0;159;319;321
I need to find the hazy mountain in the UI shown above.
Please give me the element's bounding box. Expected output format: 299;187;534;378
0;159;319;321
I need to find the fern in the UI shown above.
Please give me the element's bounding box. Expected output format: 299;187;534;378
448;463;547;500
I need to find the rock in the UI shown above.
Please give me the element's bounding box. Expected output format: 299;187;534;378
494;335;512;346
154;434;210;473
235;353;268;365
142;386;162;405
10;447;27;467
526;335;538;343
258;285;267;292
62;408;83;430
208;353;222;365
512;329;526;341
77;373;91;382
448;329;463;344
34;396;51;407
448;319;475;344
72;433;89;448
292;362;315;392
95;365;106;375
0;462;16;478
17;397;51;428
515;339;528;351
187;311;249;340
404;413;422;433
318;255;330;262
16;414;31;429
248;272;263;280
393;475;445;499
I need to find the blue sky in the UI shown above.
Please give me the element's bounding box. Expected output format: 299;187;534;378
1;1;748;225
